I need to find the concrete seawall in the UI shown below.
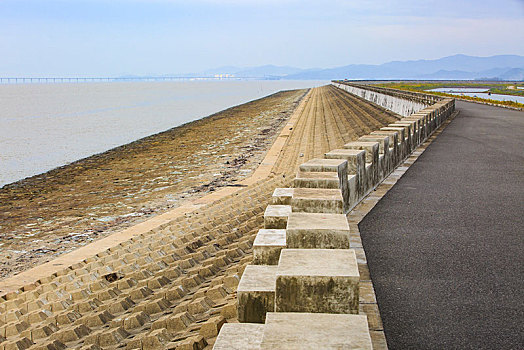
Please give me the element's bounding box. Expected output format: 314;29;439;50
332;82;441;117
0;86;401;349
214;85;455;349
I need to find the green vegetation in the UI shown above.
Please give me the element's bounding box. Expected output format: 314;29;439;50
377;82;524;109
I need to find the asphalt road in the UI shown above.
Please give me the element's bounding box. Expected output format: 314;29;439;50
359;101;524;349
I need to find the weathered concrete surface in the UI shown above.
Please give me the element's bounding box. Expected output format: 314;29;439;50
333;82;431;117
213;323;264;350
270;188;294;205
324;149;366;201
344;141;380;191
299;158;350;211
358;135;390;178
370;130;401;168
381;126;408;158
324;149;365;174
275;249;360;314
286;212;350;249
290;188;344;214
237;265;277;323
298;158;348;173
253;229;286;265
260;312;372;349
360;101;524;349
293;171;339;189
263;205;291;229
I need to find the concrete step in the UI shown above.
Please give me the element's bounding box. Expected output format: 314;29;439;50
275;249;359;314
252;229;286;265
263;205;291;229
213;323;264;350
293;171;339;189
343;141;380;190
286;212;350;249
270;188;293;205
298;158;348;174
260;312;372;350
298;158;349;211
237;265;277;323
324;149;365;175
290;188;345;214
213;312;372;350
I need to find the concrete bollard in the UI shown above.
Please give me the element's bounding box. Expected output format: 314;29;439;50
237;265;277;323
275;249;360;314
324;149;365;204
420;108;436;133
298;159;349;212
293;171;339;190
270;188;294;205
390;122;416;151
403;114;428;142
343;141;379;192
263;205;291;229
407;118;425;145
253;229;286;265
370;130;400;171
393;120;419;148
285;212;350;249
358;135;390;181
381;126;408;160
291;188;345;214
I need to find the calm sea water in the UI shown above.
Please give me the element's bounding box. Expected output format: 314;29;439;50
0;80;325;187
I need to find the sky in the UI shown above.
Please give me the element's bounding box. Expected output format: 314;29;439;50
1;0;523;76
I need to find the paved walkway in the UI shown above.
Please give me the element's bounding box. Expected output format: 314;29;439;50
359;101;524;349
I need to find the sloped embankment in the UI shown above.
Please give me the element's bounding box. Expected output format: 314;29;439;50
0;90;306;280
0;85;399;349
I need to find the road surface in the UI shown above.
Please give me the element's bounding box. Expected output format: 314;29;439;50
360;101;524;349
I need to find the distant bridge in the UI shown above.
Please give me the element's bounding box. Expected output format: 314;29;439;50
0;76;270;84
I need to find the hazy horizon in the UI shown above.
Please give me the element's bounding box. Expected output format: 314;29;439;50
1;0;523;77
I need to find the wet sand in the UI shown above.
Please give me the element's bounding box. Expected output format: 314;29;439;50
0;89;307;279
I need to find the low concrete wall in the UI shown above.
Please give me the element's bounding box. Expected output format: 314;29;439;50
332;81;441;117
214;87;455;349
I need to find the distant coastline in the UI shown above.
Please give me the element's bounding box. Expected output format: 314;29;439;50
3;54;524;84
0;88;308;279
0;80;325;186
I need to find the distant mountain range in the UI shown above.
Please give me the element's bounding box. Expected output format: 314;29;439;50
198;55;524;81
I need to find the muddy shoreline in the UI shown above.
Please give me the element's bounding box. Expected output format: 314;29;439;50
0;89;308;279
